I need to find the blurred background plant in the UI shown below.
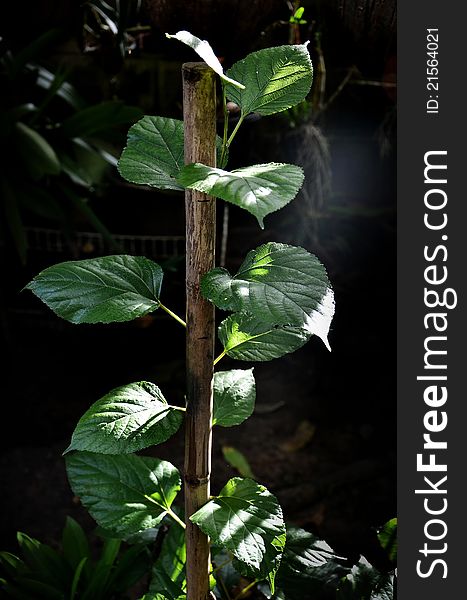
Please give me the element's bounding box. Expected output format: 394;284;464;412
0;517;151;599
0;27;142;264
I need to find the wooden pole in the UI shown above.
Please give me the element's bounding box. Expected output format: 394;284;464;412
183;62;216;600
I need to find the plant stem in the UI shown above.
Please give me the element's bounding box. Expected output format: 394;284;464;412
211;555;233;574
219;84;230;266
213;349;227;366
233;579;258;600
227;113;245;147
219;84;229;169
167;508;186;529
183;62;217;600
158;302;187;328
217;571;232;600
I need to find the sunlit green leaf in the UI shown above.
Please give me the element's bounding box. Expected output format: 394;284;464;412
177;163;303;228
291;7;305;21
65;452;181;539
118;116;185;190
213;369;255;427
377;518;397;563
225;44;312;116
66;382;184;454
118;116;226;191
26;255;163;324
219;312;312;362
203;243;334;349
190;477;285;592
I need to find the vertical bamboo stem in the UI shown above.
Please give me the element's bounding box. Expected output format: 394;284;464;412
183;62;216;600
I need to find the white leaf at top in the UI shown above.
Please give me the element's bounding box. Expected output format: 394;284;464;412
166;30;245;89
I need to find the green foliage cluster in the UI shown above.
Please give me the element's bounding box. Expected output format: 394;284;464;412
0;517;149;599
0;29;142;263
17;31;395;600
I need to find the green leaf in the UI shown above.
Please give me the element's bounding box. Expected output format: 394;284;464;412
377;518;397;563
111;544;151;592
275;527;348;599
222;446;256;479
203;243;334;349
165;31;244;89
225;44;313;116
190;477;285;592
149;525;186;599
213;369;255;427
61;517;91;576
8;29;63;77
70;557;88;600
13;122;61;179
0;552;26;579
212;550;241;596
337;557;395;600
177;163;304;228
25;255;163;324
66;382;184;454
16;533;71;591
289;6;306;24
34;65;86;110
219;313;312;362
6;576;64;599
118;116;184;190
80;538;121;600
12;119;48;158
65;452;181;539
61;101;143;139
118;116;226;191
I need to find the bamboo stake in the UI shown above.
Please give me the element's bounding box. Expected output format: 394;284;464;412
183;62;216;600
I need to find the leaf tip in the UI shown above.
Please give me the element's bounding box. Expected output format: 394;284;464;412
62;444;73;456
22;280;34;293
227;77;246;90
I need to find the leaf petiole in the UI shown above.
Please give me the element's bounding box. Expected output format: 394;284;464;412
219;84;229;169
227;112;245;148
233;579;258;600
158;302;187;328
166;507;186;529
211;555;233;575
213;349;227;366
